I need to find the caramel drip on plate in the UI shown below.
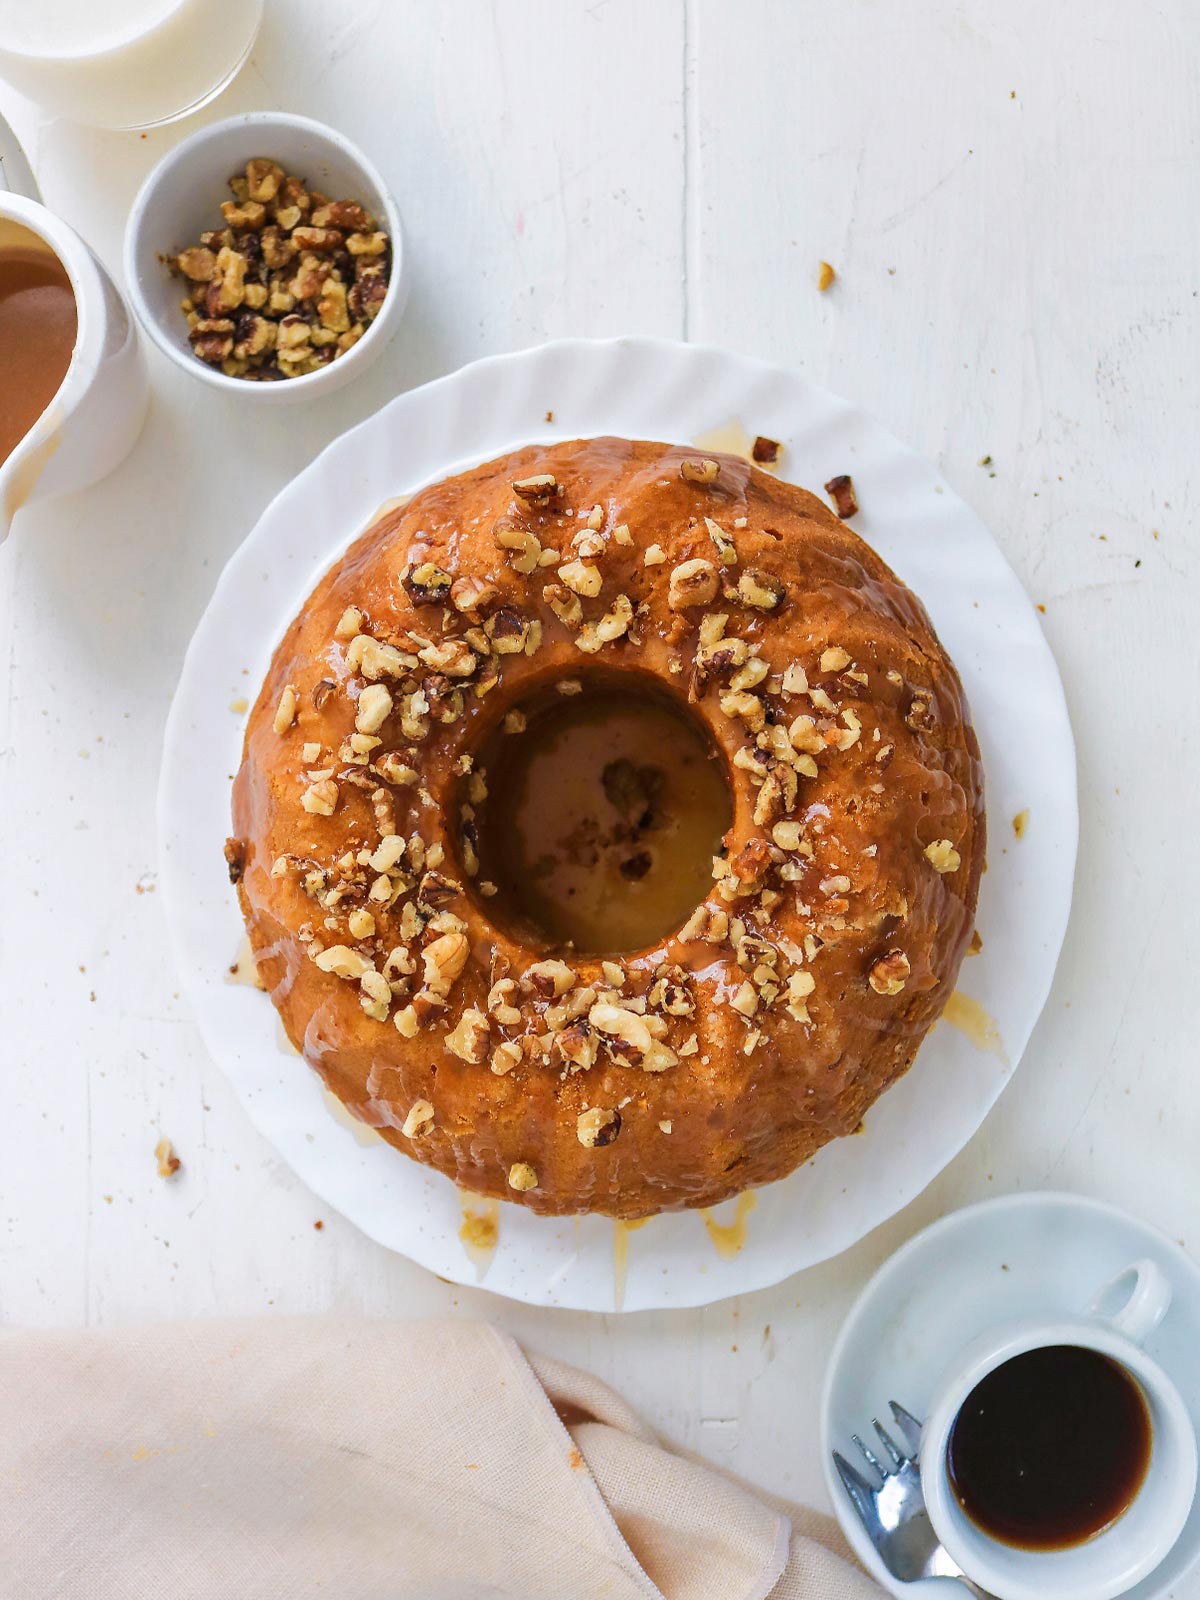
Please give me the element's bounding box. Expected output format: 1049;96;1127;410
225;934;266;988
321;1089;383;1145
942;991;1006;1063
611;1215;652;1309
693;420;780;472
701;1191;758;1259
459;1197;500;1279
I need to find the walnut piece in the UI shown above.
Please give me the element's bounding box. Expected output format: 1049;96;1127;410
154;1137;182;1178
680;457;720;484
668;557;719;611
577;1107;622;1149
869;949;911;995
401;1100;434;1138
925;839;962;874
507;1161;539;1191
825;474;858;518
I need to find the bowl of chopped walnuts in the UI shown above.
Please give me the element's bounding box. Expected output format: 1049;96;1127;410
124;110;406;399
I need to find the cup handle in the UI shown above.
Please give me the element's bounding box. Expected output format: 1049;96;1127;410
1086;1257;1173;1345
0;111;40;202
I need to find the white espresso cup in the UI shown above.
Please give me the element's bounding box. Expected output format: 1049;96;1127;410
0;113;147;541
922;1258;1197;1600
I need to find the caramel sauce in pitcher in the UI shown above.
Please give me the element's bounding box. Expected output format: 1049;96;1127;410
0;237;77;466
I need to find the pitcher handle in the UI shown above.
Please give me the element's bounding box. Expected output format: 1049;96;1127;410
0;109;40;201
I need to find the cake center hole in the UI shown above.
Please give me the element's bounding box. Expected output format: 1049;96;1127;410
467;677;733;956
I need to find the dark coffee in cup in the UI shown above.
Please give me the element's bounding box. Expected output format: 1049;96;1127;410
947;1344;1152;1550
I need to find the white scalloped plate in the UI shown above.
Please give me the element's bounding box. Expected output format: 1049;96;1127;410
159;337;1077;1311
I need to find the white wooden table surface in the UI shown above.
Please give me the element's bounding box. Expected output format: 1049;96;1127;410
3;0;1199;1530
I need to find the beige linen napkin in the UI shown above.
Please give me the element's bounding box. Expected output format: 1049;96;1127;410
0;1318;882;1599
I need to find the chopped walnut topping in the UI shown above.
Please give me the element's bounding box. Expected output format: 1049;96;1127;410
772;820;803;850
450;575;499;618
820;646;851;673
394;1004;419;1037
347;907;376;939
737;567;785;610
678;903;729;944
445;1007;490;1063
491;1040;523;1075
347;634;413;681
527;959;576;998
680;457;720;484
589;1001;677;1071
825;474;858;518
785;969;815;1022
720;689;766;732
577;1106;622;1148
272;688;297;736
512;474;561;506
558;557;603;597
752;435;781;464
314;944;372;979
543;581;583;629
422;931;469;992
612;522;633;546
495;525;544;575
577;594;633;653
375;752;419;787
704;516;738;566
359;969;391;1022
401;1099;434;1138
155;1138;181;1178
731;981;758;1017
644;543;667;566
782;663;809;696
355;683;393;734
369;834;406;873
404;562;453;606
925;839;961;874
507;1161;539;1191
301;777;339;815
668;557;719;610
555;1021;599;1072
869;950;911;995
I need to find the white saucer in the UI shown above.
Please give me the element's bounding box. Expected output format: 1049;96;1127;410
822;1191;1200;1599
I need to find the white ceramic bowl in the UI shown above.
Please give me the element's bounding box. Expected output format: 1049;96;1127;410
123;111;407;402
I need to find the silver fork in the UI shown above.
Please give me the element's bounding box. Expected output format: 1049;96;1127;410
832;1400;995;1597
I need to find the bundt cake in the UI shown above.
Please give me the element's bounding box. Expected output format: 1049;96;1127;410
227;437;985;1217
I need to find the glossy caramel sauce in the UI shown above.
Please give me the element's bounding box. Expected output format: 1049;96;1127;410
700;1190;758;1259
942;990;1006;1061
0;236;76;467
611;1214;651;1308
459;1196;501;1276
693;420;782;473
322;1088;383;1146
473;677;732;955
226;934;266;988
949;1346;1151;1549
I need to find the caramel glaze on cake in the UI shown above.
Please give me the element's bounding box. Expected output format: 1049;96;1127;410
228;437;985;1218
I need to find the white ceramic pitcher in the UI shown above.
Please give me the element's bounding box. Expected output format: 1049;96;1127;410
0;111;147;541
